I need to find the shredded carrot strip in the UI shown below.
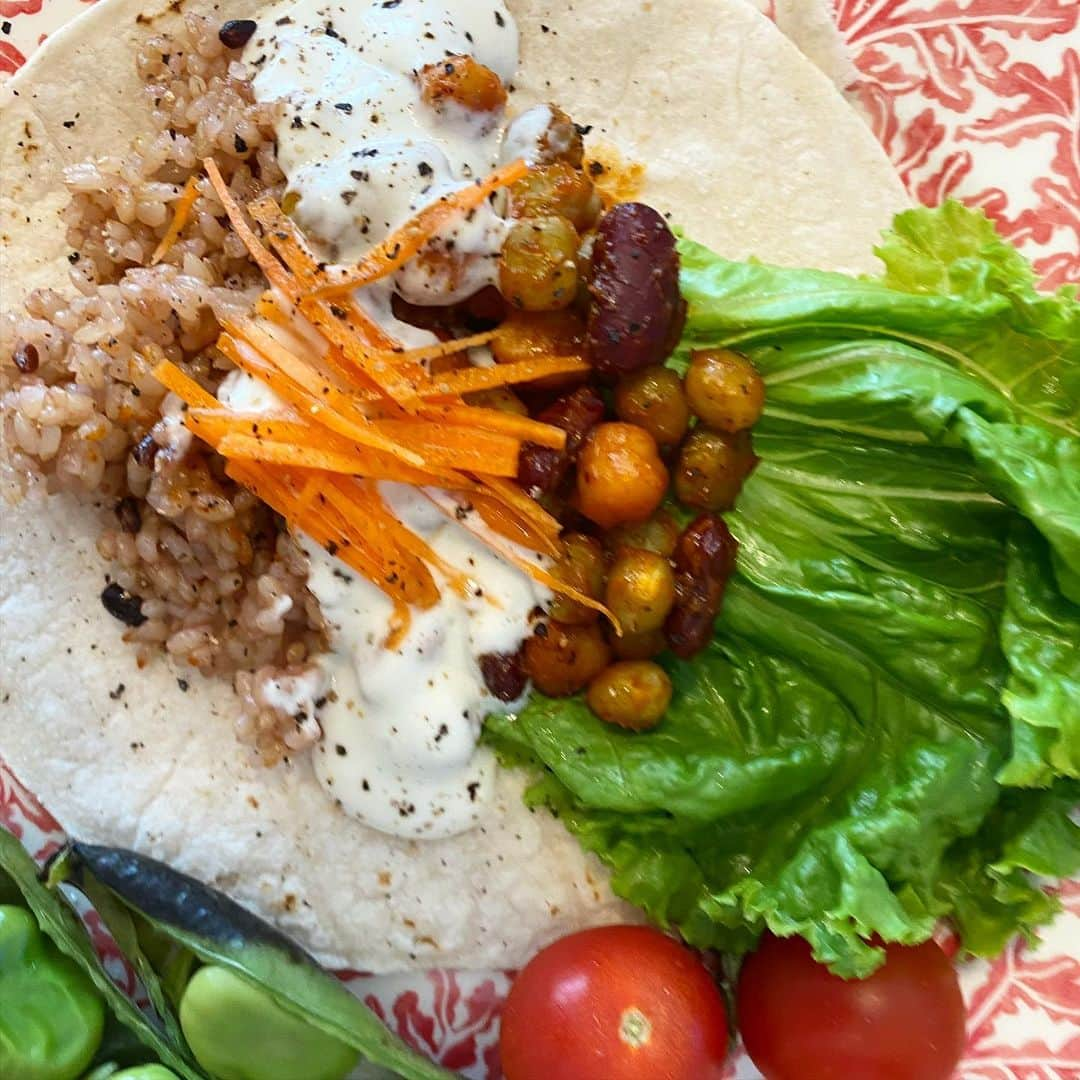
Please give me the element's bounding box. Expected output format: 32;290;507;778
423;489;619;631
372;419;521;477
385;329;499;365
203;159;294;297
220;324;429;467
248;197;404;355
418;403;566;450
152;360;219;410
330;477;471;597
150;175;201;265
465;490;562;558
478;476;564;544
407;355;590;398
320;481;440;609
310;158;529;297
297;300;422;406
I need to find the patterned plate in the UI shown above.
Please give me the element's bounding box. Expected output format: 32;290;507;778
2;1;1077;1077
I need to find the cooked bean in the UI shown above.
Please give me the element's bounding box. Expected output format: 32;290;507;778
674;427;758;511
605;549;676;634
131;432;159;468
491;309;585;366
417;54;507;112
517;385;605;496
508;162;600;230
218;19;257;48
577;422;668;529
503;104;585;168
587;660;672;730
549;534;608;626
480;649;527;702
101;582;148;628
523;621;611;697
586;202;680;377
611;627;667;661
465;386;528;416
500;215;580;311
685;348;765;432
606;510;680;559
614;365;690;447
114;496;142;535
13;342;39;374
664;514;738;658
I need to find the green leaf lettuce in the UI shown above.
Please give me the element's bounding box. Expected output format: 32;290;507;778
485;202;1080;976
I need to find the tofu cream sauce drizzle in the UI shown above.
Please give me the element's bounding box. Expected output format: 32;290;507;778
236;0;556;838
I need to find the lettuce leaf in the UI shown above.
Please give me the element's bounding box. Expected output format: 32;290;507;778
485;203;1080;976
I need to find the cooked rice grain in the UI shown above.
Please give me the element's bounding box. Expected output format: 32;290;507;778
1;16;326;763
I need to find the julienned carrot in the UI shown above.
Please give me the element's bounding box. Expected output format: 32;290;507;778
297;300;423;405
478;476;563;545
386;329;500;365
320;481;440;609
465;490;561;558
218;327;429;468
406;355;590;398
151;174;201;265
152;360;219;410
192;410;456;486
372;419;521;477
203;159;294;297
418;403;567;450
422;489;620;632
309;158;529;297
248;197;402;355
326;477;472;598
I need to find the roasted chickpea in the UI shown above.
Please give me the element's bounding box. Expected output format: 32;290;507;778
685;348;765;432
606;510;680;559
614;366;690;448
674;428;758;511
499;215;580;311
510;104;586;167
577;422;669;529
465;386;528;415
417;54;507;113
491;309;586;365
523;621;611;697
508;162;601;230
586;660;672;730
611;627;668;661
605;549;676;634
549;533;607;626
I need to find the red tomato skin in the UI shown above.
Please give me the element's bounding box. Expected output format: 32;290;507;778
736;934;966;1080
499;925;729;1080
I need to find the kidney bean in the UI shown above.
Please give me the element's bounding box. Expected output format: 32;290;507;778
517;385;605;496
586;202;681;377
664;514;738;658
480;649;527;702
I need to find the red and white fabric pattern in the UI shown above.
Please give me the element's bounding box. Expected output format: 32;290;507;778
1;0;1077;1076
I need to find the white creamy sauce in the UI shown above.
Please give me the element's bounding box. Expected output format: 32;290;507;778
303;485;548;837
238;0;555;837
247;0;517;301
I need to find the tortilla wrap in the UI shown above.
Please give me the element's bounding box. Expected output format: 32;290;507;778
0;0;906;972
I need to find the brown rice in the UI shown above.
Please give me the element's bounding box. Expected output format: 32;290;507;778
1;14;326;763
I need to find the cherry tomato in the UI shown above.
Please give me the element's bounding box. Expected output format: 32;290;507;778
500;925;729;1080
736;934;965;1080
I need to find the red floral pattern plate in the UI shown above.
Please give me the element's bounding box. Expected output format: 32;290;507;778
2;1;1078;1077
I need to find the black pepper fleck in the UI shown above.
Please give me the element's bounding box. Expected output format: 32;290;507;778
234;133;248;153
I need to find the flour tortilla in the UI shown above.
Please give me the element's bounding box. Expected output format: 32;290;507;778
0;0;906;973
